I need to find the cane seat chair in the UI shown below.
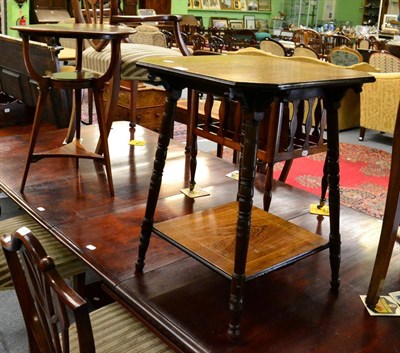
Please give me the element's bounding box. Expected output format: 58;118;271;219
72;0;190;147
1;227;175;353
293;44;320;59
0;214;86;292
365;101;400;309
259;37;286;56
369;51;400;73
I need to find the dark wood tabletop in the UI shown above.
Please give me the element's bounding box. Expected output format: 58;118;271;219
11;23;136;40
136;54;374;91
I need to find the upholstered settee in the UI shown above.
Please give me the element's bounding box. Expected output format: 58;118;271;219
359;71;400;140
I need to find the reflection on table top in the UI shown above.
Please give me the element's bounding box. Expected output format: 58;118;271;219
136;54;374;90
10;23;136;39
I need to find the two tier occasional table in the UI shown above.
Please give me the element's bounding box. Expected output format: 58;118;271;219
11;23;136;196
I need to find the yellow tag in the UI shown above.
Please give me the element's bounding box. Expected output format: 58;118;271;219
226;170;239;180
129;139;146;146
180;186;210;198
309;203;330;216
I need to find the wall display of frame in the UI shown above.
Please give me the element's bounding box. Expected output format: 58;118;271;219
247;0;258;10
189;0;272;14
258;0;271;11
257;19;268;30
202;0;221;9
229;19;243;28
190;0;202;8
211;17;229;28
244;15;256;29
219;0;233;9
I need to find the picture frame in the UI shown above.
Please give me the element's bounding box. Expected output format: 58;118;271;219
192;0;202;8
219;0;233;10
247;0;258;11
202;0;221;9
258;0;271;11
229;19;243;29
210;17;229;28
257;19;268;30
233;0;246;10
209;0;221;9
244;15;256;30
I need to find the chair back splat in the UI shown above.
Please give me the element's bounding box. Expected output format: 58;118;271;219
1;227;176;352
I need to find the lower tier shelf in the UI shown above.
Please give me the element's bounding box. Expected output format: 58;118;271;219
154;201;329;280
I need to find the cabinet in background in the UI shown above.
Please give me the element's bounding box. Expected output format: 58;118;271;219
139;0;171;14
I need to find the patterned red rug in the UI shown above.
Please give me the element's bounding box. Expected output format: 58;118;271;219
273;143;391;219
173;123;391;219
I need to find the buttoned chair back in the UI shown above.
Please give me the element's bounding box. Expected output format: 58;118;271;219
369;51;400;73
329;45;363;66
259;37;286;56
1;227;175;353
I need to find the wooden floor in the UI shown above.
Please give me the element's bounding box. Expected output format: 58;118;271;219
0;121;399;353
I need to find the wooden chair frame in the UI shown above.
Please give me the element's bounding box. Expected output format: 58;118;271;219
71;0;190;153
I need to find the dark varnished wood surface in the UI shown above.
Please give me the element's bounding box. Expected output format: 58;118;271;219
136;55;375;91
11;23;136;40
1;122;399;352
154;202;328;279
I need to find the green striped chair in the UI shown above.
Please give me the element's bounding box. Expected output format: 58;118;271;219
1;227;175;352
0;214;86;292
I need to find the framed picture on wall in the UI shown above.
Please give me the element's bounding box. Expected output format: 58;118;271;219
202;0;221;9
192;0;202;9
208;0;221;9
200;0;209;9
247;0;258;11
258;0;271;11
244;15;256;29
257;19;268;30
229;19;243;29
220;0;233;10
233;0;246;10
211;17;229;28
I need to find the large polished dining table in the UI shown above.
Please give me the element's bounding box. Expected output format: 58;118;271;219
2;121;400;352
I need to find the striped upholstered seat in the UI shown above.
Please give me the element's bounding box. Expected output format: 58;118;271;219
0;214;86;290
69;301;174;352
2;227;175;352
83;42;183;81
